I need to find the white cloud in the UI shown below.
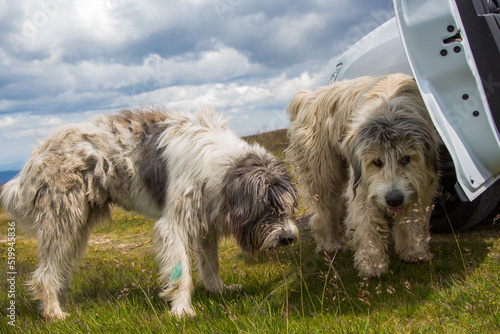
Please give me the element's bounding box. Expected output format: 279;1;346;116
0;116;16;128
0;114;62;138
138;42;265;86
0;0;391;168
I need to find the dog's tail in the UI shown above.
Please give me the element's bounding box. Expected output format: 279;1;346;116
287;90;311;122
1;172;41;234
1;176;23;221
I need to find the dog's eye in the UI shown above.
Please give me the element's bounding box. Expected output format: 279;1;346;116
400;156;410;166
373;159;383;168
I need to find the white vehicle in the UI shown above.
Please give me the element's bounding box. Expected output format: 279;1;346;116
331;0;500;232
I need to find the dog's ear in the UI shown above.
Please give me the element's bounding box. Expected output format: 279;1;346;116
221;166;262;228
426;142;439;176
422;127;440;185
221;166;264;252
347;155;363;198
401;114;439;182
350;159;363;197
340;133;363;198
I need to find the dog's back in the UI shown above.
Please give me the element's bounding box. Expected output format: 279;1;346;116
0;107;251;229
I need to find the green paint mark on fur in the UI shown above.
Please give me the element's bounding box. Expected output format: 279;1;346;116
172;262;182;281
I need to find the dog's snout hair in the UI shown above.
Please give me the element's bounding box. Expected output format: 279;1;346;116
278;227;298;246
258;217;299;251
385;189;404;207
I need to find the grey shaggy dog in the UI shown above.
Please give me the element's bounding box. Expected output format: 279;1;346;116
287;74;439;278
1;107;299;318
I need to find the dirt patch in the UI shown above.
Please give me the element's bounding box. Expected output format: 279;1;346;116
0;234;27;243
88;236;112;245
88;234;152;252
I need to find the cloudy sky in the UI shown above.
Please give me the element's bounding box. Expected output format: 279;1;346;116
0;0;394;170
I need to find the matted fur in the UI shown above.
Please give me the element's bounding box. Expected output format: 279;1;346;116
287;74;439;277
1;107;298;318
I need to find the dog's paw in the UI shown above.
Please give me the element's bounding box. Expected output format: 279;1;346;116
356;261;389;278
315;238;349;254
169;304;196;318
43;309;69;320
355;250;389;278
401;251;433;263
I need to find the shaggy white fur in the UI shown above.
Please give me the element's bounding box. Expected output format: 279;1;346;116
287;74;439;277
1;107;298;318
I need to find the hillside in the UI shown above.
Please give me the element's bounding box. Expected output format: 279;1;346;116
243;128;289;160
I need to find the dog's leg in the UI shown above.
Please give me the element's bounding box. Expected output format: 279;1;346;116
197;233;224;294
154;216;195;318
197;233;241;295
308;168;347;253
393;201;433;263
29;250;70;319
29;191;95;319
56;205;110;304
310;201;346;253
346;195;390;277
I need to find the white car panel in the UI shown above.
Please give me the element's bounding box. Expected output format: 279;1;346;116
394;0;500;200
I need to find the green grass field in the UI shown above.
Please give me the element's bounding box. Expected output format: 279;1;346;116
1;129;500;333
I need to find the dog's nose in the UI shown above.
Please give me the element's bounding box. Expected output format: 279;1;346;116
279;235;295;246
385;189;404;207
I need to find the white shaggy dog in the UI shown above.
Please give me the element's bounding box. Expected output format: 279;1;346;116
287;74;439;277
1;107;299;318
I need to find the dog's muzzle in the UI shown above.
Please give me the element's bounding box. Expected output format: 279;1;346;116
261;219;299;251
385;189;404;213
278;233;296;246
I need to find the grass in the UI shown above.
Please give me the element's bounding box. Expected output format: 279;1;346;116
1;129;500;333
